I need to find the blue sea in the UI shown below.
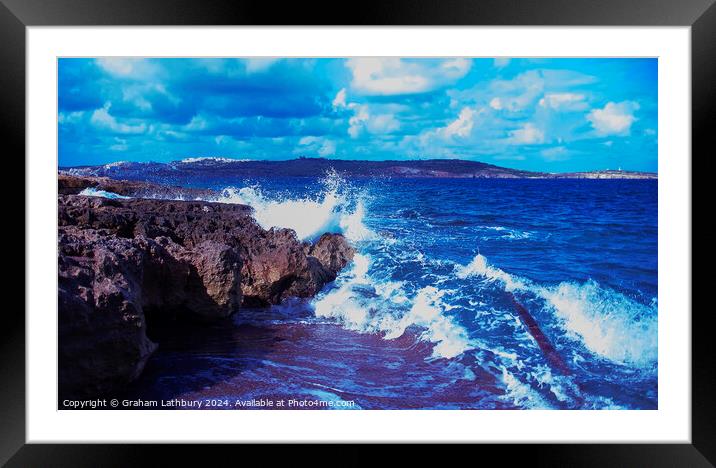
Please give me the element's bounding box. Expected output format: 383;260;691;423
112;172;657;409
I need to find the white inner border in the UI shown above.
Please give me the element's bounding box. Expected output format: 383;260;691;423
27;26;691;443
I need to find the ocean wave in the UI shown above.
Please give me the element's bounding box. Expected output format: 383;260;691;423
78;187;132;199
455;253;657;368
499;367;552;409
312;253;473;360
540;281;657;367
211;171;375;242
76;171;375;244
316;284;566;405
477;225;535;240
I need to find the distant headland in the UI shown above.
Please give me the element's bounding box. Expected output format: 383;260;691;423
61;157;657;180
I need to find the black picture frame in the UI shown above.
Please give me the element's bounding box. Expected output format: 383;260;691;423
5;0;713;465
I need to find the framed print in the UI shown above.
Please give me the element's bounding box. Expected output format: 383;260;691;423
6;0;714;465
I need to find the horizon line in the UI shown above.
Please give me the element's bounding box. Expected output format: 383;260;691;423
58;156;658;174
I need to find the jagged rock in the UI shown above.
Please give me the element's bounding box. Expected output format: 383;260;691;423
58;227;158;398
57;194;354;307
309;233;356;273
57;181;354;398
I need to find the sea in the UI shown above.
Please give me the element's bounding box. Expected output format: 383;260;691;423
84;169;658;409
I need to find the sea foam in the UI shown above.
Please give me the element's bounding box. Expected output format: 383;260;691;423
455;253;657;368
211;171;374;242
78;188;132;199
312;253;473;360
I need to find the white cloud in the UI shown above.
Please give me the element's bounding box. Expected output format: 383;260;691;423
183;115;209;132
443;107;476;138
96;58;155;78
508;123;544;144
367;114;401;134
348;105;370;138
298;136;319;145
318;140;337;156
587;101;639;135
450;69;596;116
121;86;153;111
90;104;146;134
488;70;544;112
58;111;84;125
493;58;510;68
346;104;400;138
120;83;178;112
244;58;279;74
336;88;403;137
297;136;336;157
346;58;471;95
539;93;587;111
332;88;347;108
440;58;471;76
347;58;428;95
414;107;482;150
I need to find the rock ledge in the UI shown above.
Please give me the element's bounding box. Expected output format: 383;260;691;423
58;180;354;398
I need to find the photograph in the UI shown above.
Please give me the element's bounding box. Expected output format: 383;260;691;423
57;57;658;411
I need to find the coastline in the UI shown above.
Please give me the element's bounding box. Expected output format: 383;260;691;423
57;174;355;401
59;158;658;180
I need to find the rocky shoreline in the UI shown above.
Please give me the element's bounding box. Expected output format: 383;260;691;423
58;175;354;399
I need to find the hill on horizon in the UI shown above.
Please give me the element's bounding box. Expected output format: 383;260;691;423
60;157;657;180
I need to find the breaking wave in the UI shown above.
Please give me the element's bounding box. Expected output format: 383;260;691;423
211;171;374;242
78;187;131;199
312;253;472;360
456;254;658;367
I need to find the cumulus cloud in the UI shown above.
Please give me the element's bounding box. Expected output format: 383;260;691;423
244;58;280;74
440;58;471;76
411;106;485;154
487;70;544;112
318;140;337;156
58;111;85;125
493;58;510;68
508;123;544;144
587;101;639;135
539;93;587;111
452;68;596;116
90;104;147;134
346;58;471;96
489;98;503;110
332;88;347;108
347;105;370;138
367;113;401;135
443;107;476;138
297;136;337;157
96;58;156;78
344;101;401;138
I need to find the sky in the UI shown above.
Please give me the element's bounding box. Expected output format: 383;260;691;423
58;57;657;172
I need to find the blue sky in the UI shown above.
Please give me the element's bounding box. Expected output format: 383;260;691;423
58;58;657;172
